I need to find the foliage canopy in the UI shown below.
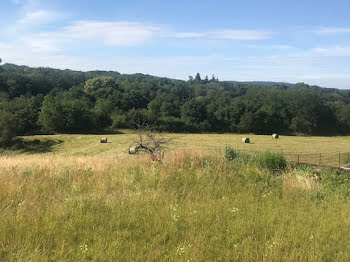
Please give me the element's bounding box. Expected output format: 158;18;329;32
0;63;350;139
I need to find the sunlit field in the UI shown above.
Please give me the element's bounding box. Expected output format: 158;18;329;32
1;134;350;260
1;148;350;261
10;132;350;167
17;132;350;156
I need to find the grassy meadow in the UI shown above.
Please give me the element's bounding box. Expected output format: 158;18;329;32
11;132;350;167
15;132;350;155
1;133;350;260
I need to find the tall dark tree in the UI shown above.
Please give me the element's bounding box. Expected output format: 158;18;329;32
0;110;15;146
194;73;201;82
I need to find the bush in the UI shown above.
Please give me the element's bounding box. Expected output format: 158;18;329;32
257;151;287;173
225;145;237;161
38;94;97;132
246;167;262;182
0;110;16;147
111;113;129;129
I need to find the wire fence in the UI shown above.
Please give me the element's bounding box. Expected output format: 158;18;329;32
241;150;350;168
189;144;350;168
283;152;350;168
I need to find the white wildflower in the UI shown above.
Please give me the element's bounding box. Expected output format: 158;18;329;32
80;244;88;253
176;245;185;255
268;240;276;249
229;208;239;213
172;214;180;222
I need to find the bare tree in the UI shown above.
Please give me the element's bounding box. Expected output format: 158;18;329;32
129;124;175;161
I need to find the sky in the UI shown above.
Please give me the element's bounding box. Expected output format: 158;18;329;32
1;0;350;89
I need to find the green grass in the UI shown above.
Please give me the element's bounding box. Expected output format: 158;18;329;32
14;132;350;167
1;150;350;261
2;132;350;260
18;132;350;155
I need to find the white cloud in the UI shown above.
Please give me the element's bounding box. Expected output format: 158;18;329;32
246;44;295;50
11;9;274;53
21;35;66;52
2;42;350;89
0;41;90;69
311;46;350;56
18;10;62;25
172;29;272;40
10;0;34;5
295;74;350;89
11;0;40;11
63;21;161;46
312;27;350;35
3;13;350;89
173;32;206;38
18;21;162;49
24;24;272;51
209;29;272;40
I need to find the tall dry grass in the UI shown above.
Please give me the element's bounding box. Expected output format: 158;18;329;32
1;149;350;261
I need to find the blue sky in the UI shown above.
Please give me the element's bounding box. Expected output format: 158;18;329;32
1;0;350;88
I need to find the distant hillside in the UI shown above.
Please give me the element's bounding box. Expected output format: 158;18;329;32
226;81;295;87
1;62;350;141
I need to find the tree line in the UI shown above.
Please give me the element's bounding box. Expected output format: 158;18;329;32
1;62;350;146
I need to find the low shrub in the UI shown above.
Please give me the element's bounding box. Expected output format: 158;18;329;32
246;167;262;182
224;145;237;161
257;151;287;173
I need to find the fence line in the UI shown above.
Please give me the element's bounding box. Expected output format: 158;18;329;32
194;144;350;168
250;150;350;168
226;147;350;168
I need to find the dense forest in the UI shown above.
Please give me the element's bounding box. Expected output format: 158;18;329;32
1;62;350;145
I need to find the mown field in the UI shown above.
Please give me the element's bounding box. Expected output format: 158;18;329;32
15;132;350;155
13;132;350;167
1;134;350;260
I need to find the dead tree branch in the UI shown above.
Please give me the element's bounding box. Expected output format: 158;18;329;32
129;124;175;161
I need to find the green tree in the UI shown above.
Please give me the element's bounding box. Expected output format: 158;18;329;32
93;99;113;128
238;112;254;133
0;110;15;146
84;76;118;95
126;108;149;127
194;73;201;82
2;96;42;134
39;93;96;132
38;94;65;132
181;98;210;131
290;115;316;134
335;103;350;133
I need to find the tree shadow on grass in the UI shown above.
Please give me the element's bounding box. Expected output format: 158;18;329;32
63;129;125;135
13;138;64;154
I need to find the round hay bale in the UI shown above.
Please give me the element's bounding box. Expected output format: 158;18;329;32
242;137;250;143
272;133;279;139
100;137;108;143
128;146;137;154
